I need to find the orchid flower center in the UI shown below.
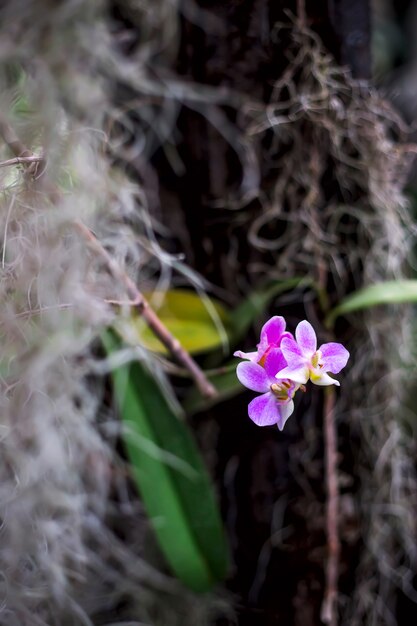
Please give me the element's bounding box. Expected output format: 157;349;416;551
257;345;274;367
257;352;268;367
309;350;325;382
311;350;323;370
270;381;292;402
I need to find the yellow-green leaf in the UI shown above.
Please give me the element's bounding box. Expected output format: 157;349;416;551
133;289;230;355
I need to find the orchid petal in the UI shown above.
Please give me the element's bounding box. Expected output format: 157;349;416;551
295;320;317;355
320;342;350;374
248;392;281;426
264;348;287;380
260;316;286;346
280;336;305;366
236;361;270;392
310;371;340;387
276;364;309;384
276;400;295;431
255;333;268;356
233;349;259;362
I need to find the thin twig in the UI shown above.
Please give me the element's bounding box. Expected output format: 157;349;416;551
320;386;339;626
0;113;46;179
2;193;16;268
0;114;32;159
0;155;44;168
314;204;340;625
0;115;217;399
297;0;307;28
76;221;216;398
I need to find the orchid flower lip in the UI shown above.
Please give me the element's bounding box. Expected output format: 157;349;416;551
270;380;295;403
237;349;297;427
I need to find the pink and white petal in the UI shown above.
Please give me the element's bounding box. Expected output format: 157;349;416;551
276;400;294;431
276;364;309;384
264;348;287;380
248;392;281;426
260;316;286;346
280;336;305;365
295;320;317;355
236;361;270;392
310;371;340;387
320;342;350;374
233;349;259;362
256;333;268;354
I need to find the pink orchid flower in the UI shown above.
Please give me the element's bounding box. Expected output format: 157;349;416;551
233;315;292;365
277;320;349;386
236;349;299;430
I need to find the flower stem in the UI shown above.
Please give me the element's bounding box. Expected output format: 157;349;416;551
320;385;339;626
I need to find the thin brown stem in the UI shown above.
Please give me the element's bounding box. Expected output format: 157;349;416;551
321;386;339;626
0;113;46;180
0;115;217;399
314;203;340;625
297;0;307;28
0;155;43;168
77;221;217;398
0;114;32;159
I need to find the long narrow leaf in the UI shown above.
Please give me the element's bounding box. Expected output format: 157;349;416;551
102;331;229;592
326;280;417;326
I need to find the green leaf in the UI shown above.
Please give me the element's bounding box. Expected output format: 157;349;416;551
184;362;243;416
133;289;230;355
229;277;308;344
326;280;417;326
102;331;229;592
